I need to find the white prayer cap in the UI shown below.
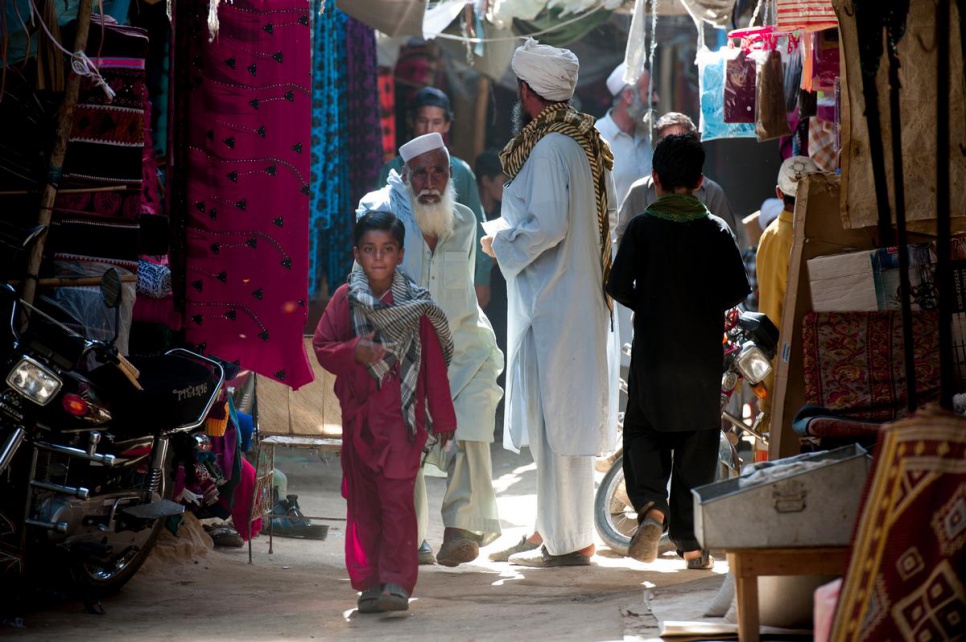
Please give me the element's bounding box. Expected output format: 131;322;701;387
606;63;628;96
777;155;819;197
758;198;785;230
511;38;579;102
399;132;446;163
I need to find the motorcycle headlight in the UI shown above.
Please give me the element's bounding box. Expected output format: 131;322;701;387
6;356;62;406
736;343;772;385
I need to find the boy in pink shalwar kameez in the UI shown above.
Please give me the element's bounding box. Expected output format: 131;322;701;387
313;212;456;613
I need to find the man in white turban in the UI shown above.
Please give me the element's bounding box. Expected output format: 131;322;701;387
596;62;657;210
357;132;505;568
481;39;618;568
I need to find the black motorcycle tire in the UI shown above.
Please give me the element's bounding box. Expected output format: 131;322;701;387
70;466;172;596
594;454;634;556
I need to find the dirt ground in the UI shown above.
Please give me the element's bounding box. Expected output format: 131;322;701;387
5;445;734;641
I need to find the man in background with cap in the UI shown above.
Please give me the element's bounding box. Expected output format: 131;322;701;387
595;62;657;209
359;132;504;568
616;112;738;245
378;87;494;309
756;155;819;430
481;38;617;568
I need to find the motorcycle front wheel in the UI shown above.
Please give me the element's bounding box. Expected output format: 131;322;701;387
594;454;636;556
70;465;172;596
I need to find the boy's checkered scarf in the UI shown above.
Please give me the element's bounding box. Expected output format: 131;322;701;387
347;265;453;436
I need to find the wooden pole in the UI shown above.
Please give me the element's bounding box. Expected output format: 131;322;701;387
21;0;95;307
473;75;490;162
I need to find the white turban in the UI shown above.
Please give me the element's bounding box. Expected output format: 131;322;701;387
606;63;627;96
511;37;579;102
399;132;446;162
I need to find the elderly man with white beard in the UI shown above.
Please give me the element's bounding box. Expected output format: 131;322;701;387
356;132;504;568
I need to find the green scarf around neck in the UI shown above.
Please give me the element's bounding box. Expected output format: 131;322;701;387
645;194;710;223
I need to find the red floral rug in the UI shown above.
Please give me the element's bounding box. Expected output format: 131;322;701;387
802;311;941;421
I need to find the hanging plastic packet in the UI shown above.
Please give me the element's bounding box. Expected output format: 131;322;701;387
784;41;804;113
697;46;757;141
724;50;757;123
756;49;792;141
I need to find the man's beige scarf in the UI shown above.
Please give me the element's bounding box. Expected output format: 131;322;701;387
500;103;615;310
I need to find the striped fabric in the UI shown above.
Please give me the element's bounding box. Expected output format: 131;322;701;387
776;0;838;31
347;266;453;436
500;104;615;310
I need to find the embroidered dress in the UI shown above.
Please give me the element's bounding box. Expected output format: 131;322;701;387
171;0;312;388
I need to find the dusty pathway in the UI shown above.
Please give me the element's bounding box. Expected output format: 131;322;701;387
7;445;728;641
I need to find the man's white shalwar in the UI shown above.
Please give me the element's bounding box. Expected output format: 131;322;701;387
491;132;616;555
357;172;504;542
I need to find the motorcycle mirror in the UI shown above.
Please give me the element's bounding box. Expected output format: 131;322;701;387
100;269;123;310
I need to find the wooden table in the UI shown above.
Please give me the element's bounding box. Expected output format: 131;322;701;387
726;547;849;642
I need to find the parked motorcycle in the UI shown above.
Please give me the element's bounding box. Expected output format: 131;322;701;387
0;269;223;606
594;308;779;556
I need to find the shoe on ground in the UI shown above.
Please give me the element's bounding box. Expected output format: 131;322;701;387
357;586;382;613
488;535;540;562
436;528;481;567
271;494;328;540
627;516;664;563
508;545;592;568
376;582;410;612
204;523;243;548
418;539;436;565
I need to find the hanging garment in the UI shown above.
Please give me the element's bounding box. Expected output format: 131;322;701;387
309;7;350;296
172;0;313;389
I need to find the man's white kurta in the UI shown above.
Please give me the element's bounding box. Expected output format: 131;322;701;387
492;132;613;457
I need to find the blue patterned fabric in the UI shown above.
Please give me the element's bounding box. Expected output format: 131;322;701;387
309;8;349;297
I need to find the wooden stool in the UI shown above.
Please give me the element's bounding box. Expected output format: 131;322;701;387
726;547;849;642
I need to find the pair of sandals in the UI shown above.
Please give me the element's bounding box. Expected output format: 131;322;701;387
357;583;409;613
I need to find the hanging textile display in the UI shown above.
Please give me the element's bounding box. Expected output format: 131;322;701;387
309;7;350;297
829;405;966;642
171;0;313;389
345;18;384;213
377;67;397;163
834;0;966;231
776;0;838;32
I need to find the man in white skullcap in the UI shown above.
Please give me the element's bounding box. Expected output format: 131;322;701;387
756;155;819;433
595;62;658;210
481;38;618;567
356;132;505;568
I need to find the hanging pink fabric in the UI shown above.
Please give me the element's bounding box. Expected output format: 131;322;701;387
178;0;313;389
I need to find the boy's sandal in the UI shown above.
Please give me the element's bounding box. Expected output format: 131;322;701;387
377;582;410;612
686;550;715;570
357;586;383;613
627;516;664;563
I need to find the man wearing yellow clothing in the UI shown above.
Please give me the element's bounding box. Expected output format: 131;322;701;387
756;155;819;428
